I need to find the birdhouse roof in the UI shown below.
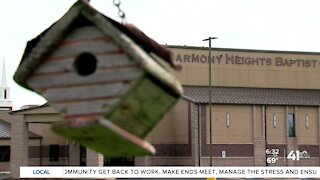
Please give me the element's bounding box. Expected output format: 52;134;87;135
14;0;181;95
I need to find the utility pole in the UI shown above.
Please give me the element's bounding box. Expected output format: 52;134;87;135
203;37;217;166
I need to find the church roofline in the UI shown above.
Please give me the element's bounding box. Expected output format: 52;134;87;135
10;103;49;114
166;45;320;55
0;119;42;139
182;85;320;106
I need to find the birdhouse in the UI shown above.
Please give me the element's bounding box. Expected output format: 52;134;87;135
14;0;182;157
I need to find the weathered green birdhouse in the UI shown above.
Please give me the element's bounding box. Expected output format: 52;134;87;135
14;0;182;157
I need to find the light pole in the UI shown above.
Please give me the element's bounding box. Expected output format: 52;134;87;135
203;37;217;166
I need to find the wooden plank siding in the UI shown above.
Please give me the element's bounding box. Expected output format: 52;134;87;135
34;53;135;74
27;25;143;117
27;67;142;90
27;25;142;89
50;26;118;59
50;39;118;59
107;77;178;138
64;26;108;41
43;82;132;102
51;98;119;117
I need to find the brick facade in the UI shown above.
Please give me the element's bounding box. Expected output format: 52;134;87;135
86;148;103;166
134;102;320;166
253;105;266;166
10;114;28;179
68;143;80;166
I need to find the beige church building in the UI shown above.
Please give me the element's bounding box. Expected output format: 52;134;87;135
1;46;320;178
141;45;320;167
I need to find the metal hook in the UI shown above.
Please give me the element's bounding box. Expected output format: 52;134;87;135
113;0;121;6
113;0;127;24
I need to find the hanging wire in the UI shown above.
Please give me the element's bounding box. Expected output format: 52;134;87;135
113;0;127;24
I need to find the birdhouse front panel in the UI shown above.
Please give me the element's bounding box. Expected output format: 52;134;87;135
25;24;180;151
27;25;144;118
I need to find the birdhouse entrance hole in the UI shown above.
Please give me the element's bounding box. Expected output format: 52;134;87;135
74;52;97;76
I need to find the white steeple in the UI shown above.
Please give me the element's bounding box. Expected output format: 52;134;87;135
0;59;12;111
1;60;7;87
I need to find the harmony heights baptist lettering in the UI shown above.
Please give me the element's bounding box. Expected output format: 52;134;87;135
174;53;320;68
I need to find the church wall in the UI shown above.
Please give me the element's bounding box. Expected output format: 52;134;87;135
170;47;320;89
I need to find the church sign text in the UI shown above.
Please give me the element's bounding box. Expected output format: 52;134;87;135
174;53;319;68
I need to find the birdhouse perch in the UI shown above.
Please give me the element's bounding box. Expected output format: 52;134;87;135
14;0;182;157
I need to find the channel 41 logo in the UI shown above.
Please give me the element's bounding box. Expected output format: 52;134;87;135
265;149;311;164
286;150;311;161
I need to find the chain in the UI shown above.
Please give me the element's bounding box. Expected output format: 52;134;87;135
113;0;127;24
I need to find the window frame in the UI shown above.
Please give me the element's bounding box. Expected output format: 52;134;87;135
288;113;296;137
0;146;10;162
49;144;60;162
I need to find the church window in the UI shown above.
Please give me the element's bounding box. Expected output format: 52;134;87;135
4;89;7;99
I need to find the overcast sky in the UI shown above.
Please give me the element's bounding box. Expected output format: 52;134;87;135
1;0;320;110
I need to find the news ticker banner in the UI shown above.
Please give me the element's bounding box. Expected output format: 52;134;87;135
21;166;320;178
